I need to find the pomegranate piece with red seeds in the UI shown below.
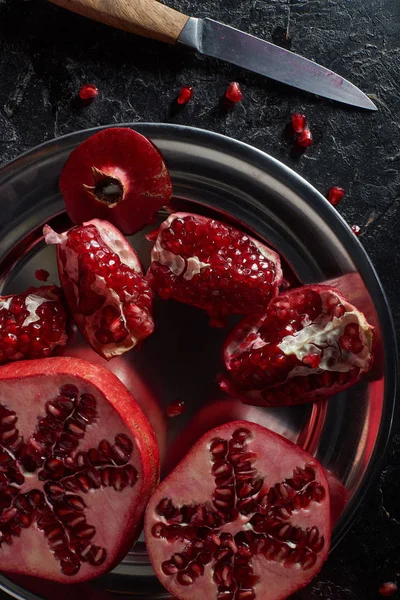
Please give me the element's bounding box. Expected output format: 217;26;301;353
79;84;99;101
145;421;331;600
59;127;172;235
0;286;67;364
177;87;193;105
327;187;345;206
44;219;154;360
291;113;306;134
226;82;243;103
0;357;159;583
297;128;313;148
146;213;282;324
222;285;374;406
351;225;361;236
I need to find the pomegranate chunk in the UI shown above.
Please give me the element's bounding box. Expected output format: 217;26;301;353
59;127;172;235
327;186;345;206
0;286;67;364
291;113;306;134
379;582;398;597
0;357;159;582
226;82;243;103
177;86;193;105
147;213;282;324
351;225;361;237
44;219;154;359
79;84;99;101
222;285;374;406
35;269;50;282
297;128;313;148
145;422;331;600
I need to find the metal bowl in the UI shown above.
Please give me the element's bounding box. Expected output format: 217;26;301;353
0;124;396;600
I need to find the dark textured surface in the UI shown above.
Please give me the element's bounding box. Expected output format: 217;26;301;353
0;0;399;598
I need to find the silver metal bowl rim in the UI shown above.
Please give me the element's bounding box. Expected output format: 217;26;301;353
0;123;396;600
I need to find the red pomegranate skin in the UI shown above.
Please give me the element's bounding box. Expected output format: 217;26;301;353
0;357;159;583
222;285;375;406
145;421;331;600
147;212;282;324
59;127;172;235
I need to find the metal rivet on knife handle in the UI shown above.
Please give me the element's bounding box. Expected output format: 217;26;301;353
48;0;190;45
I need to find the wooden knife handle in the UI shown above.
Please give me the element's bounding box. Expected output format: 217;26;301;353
48;0;190;44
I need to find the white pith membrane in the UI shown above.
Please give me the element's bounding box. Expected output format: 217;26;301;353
145;422;330;600
150;213;283;285
0;372;145;582
44;221;151;359
227;290;374;386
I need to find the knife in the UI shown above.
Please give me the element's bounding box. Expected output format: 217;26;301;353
48;0;377;110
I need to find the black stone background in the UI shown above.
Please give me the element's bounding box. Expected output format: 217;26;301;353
0;0;399;598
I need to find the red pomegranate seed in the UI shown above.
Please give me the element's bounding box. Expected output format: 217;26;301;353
328;187;345;206
166;401;186;418
35;269;50;282
226;82;243;103
177;86;193;105
297;128;313;148
79;84;99;101
351;225;361;237
291;113;307;134
379;582;398;597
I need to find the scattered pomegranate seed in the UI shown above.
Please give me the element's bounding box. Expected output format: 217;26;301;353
35;269;50;282
351;225;361;237
225;82;243;103
328;186;345;206
291;113;307;133
379;582;397;597
297;128;313;148
166;400;186;418
177;86;193;105
79;84;99;101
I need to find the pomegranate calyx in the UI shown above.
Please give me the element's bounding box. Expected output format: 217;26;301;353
83;167;125;208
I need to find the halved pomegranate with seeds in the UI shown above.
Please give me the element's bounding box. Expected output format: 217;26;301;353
44;219;154;360
0;357;159;583
146;213;282;325
0;286;67;363
59;127;172;235
221;285;374;406
145;421;331;600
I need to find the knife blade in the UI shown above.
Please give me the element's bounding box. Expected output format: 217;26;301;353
48;0;377;110
178;18;377;110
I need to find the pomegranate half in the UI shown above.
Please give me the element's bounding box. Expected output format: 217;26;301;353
147;213;282;325
222;285;374;406
0;357;159;583
44;219;154;360
0;286;67;364
59;127;172;235
145;421;331;600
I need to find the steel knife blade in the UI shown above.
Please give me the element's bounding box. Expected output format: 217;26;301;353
178;18;377;110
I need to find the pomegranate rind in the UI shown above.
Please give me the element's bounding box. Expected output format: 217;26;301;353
59;127;172;235
0;357;160;583
0;286;68;364
222;285;375;406
147;212;283;321
144;421;331;600
44;219;154;360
